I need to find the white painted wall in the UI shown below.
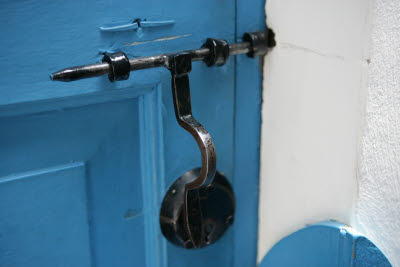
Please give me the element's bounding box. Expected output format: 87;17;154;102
259;0;400;265
353;1;400;266
257;0;371;264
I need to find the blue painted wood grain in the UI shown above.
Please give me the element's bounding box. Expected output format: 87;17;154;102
0;98;147;266
0;0;265;265
100;20;174;32
139;86;167;267
259;221;392;267
233;0;266;265
0;163;92;266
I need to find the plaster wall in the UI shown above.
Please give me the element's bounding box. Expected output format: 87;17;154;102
354;1;400;266
258;0;371;263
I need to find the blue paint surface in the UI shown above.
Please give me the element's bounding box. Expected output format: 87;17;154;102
99;21;140;32
0;99;146;266
259;221;392;267
0;163;92;266
0;0;265;266
233;0;266;266
100;20;174;32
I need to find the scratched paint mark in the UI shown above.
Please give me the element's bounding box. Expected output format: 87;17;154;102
124;208;141;220
125;34;192;46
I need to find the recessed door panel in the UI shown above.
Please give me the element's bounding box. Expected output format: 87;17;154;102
0;163;91;267
0;94;149;266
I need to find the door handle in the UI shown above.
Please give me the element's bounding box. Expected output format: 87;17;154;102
51;30;275;248
168;52;217;247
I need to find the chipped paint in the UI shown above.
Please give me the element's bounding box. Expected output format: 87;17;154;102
125;34;191;46
124;209;141;220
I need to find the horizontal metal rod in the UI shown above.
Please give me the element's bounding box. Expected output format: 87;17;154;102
51;41;251;82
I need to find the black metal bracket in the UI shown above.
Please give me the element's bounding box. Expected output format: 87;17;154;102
201;38;230;66
102;52;130;81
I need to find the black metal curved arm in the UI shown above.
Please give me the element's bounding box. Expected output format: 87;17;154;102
168;53;217;191
171;75;217;190
167;53;217;247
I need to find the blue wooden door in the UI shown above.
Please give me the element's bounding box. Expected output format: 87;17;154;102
0;0;264;266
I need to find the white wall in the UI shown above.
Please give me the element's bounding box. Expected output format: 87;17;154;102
258;0;371;263
354;1;400;266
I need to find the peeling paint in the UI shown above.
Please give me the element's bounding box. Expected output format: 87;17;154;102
124;209;141;220
125;34;191;46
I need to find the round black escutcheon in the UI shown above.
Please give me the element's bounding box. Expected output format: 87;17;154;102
160;168;235;249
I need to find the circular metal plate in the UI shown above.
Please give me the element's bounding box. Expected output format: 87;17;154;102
160;168;235;249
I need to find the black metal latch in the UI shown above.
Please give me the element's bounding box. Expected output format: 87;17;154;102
51;30;275;82
51;29;275;249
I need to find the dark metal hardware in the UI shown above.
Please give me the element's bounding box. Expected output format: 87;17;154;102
102;52;130;81
201;38;230;66
50;29;274;249
243;30;275;58
50;30;275;82
160;168;235;249
166;53;217;248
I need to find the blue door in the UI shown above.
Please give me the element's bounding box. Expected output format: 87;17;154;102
0;0;265;266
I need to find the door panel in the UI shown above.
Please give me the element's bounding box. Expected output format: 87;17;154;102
0;0;265;266
0;163;92;266
0;96;147;266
